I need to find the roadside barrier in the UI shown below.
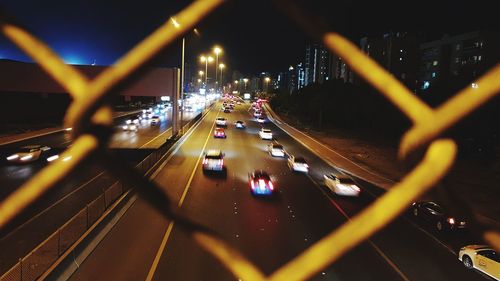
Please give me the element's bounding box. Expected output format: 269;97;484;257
1;0;498;280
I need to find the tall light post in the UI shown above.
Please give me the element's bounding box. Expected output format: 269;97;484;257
219;63;225;93
213;46;222;91
264;77;271;93
200;55;214;86
243;78;249;91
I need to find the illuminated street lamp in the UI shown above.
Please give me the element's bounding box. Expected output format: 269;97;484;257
264;77;271;92
213;46;222;90
219;63;225;92
200;55;214;85
243;78;249;90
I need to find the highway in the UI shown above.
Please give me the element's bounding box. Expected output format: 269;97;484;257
68;100;487;281
0;107;201;274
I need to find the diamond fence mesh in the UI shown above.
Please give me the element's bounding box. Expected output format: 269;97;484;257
0;0;499;280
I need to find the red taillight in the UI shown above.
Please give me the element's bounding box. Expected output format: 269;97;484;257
202;159;208;164
268;181;274;190
250;180;255;190
219;159;224;166
447;217;455;225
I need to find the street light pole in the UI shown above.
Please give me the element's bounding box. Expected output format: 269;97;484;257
180;37;185;134
219;63;225;93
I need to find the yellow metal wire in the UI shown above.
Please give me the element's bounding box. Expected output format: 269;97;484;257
0;1;499;280
1;24;89;99
0;135;99;229
400;64;500;157
64;0;224;133
269;139;457;281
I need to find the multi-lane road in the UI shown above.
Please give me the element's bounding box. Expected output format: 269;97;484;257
67;101;488;281
0;108;201;273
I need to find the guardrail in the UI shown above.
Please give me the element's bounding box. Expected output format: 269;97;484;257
1;0;499;281
0;110;205;281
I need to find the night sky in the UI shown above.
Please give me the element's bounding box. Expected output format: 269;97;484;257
1;0;497;77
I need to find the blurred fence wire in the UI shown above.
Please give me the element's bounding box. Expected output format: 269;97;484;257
1;0;499;280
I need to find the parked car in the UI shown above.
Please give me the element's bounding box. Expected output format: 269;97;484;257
459;245;499;280
411;201;467;231
324;173;361;196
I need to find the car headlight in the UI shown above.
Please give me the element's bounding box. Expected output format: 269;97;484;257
7;154;20;161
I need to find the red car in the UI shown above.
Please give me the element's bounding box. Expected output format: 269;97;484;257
214;127;226;138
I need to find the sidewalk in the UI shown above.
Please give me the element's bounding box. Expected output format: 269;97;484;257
264;104;500;226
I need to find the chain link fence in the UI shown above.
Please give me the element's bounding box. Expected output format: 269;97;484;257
0;0;499;280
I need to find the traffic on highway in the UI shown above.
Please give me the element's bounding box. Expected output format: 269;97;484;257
62;95;496;281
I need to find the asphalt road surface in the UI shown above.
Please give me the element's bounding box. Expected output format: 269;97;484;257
69;102;487;281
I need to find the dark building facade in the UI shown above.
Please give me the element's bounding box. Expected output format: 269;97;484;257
418;31;500;95
359;31;418;91
304;44;330;86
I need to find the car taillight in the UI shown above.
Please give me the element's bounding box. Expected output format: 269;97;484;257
447;217;455;225
268;181;274;190
352;185;360;192
219;159;223;166
202;159;208;165
250;180;255;190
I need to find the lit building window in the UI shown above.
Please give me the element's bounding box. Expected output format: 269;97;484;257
432;72;436;78
422;81;430;90
478;55;482;61
399;57;403;61
433;60;438;66
456;44;460;50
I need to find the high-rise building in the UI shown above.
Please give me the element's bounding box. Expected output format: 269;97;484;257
418;31;500;94
359;31;418;91
304;44;330;86
250;76;260;93
329;55;353;83
296;63;306;90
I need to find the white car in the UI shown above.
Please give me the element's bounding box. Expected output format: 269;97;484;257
202;149;225;172
122;123;138;132
267;143;285;157
6;145;51;163
259;128;273;140
256;116;266;123
287;155;309;173
150;116;160;125
253;110;262;118
324;174;361;196
216;117;227;126
459;245;499;280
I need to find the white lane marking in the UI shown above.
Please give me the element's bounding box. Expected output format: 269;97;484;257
146;107;220;281
305;174;411;281
140;127;173;149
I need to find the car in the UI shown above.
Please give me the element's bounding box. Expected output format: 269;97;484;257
324;173;361;196
122;123;138;132
287;155;309;173
267;143;285;157
235;120;246;129
259;128;273;140
224;108;231;113
6;145;51;163
150;115;160;125
202;149;225;172
411;201;467;231
253;110;262;117
256;116;267;123
459;245;499;280
215;117;227;126
249;170;276;196
214;127;226;138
